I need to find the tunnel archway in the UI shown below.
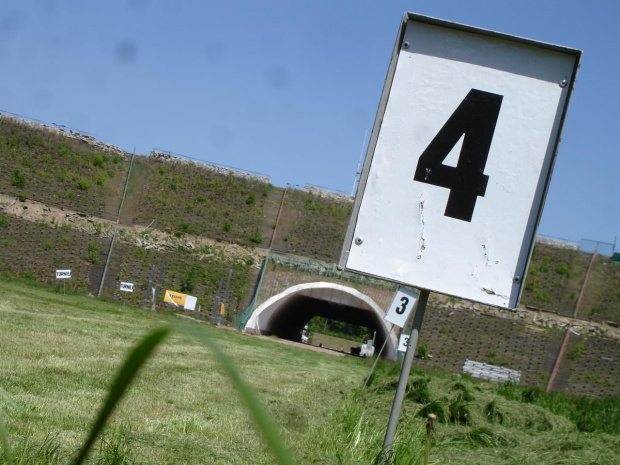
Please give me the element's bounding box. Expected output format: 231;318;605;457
244;282;398;359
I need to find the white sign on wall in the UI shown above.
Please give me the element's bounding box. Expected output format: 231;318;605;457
385;287;419;328
341;13;581;309
120;282;134;292
184;295;198;311
163;290;198;311
56;270;72;279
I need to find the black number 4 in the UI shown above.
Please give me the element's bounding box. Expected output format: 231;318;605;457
414;89;503;222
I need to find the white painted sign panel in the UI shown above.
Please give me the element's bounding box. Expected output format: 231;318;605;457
385;287;419;328
184;295;197;311
341;14;581;309
120;282;134;293
56;269;72;279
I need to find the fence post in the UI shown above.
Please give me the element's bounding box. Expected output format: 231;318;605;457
97;230;117;297
151;258;165;311
381;289;430;462
117;152;135;223
546;246;597;393
237;251;270;329
143;265;155;308
211;277;224;324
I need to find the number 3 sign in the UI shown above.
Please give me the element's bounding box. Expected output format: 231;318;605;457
341;13;581;309
385;287;420;328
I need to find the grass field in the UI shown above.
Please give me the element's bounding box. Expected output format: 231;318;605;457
1;277;619;464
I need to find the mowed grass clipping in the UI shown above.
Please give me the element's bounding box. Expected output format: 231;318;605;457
1;277;620;464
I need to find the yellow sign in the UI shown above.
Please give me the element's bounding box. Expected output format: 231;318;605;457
163;290;197;311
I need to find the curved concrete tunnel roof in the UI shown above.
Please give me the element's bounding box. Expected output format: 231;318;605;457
244;282;398;359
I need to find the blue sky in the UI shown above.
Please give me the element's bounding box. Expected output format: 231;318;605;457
1;0;618;246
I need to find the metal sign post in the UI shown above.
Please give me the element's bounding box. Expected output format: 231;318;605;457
151;258;165;311
98;230;117;297
143;265;155;308
363;326;393;388
211;277;224;324
365;286;419;386
381;289;429;461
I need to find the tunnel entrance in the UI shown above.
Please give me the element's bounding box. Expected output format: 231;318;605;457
269;296;381;348
244;282;398;359
306;316;373;346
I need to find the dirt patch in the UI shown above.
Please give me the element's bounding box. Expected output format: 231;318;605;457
0;193;266;263
247;333;347;356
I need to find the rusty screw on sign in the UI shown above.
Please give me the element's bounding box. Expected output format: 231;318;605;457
424;413;436;465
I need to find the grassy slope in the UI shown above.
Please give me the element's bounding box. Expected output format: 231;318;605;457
522;243;620;322
272;189;352;261
0;117;129;218
120;156;272;247
1;278;619;464
2;117;619;324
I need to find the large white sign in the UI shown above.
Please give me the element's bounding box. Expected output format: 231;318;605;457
385;287;419;328
56;270;72;279
341;14;581;309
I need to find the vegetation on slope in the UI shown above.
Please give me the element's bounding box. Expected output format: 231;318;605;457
0;116;129;217
121;155;273;247
0;116;356;262
521;243;620;322
271;188;353;260
1;115;619;322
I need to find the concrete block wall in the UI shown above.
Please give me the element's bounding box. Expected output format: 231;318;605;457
417;304;561;387
255;265;620;396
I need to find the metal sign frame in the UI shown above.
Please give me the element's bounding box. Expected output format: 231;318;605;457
340;12;581;309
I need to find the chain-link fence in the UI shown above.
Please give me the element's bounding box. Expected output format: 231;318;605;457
579;238;615;257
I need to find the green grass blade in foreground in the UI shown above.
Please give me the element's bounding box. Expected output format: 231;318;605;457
181;323;297;465
0;407;12;464
73;326;170;465
0;388;19;465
